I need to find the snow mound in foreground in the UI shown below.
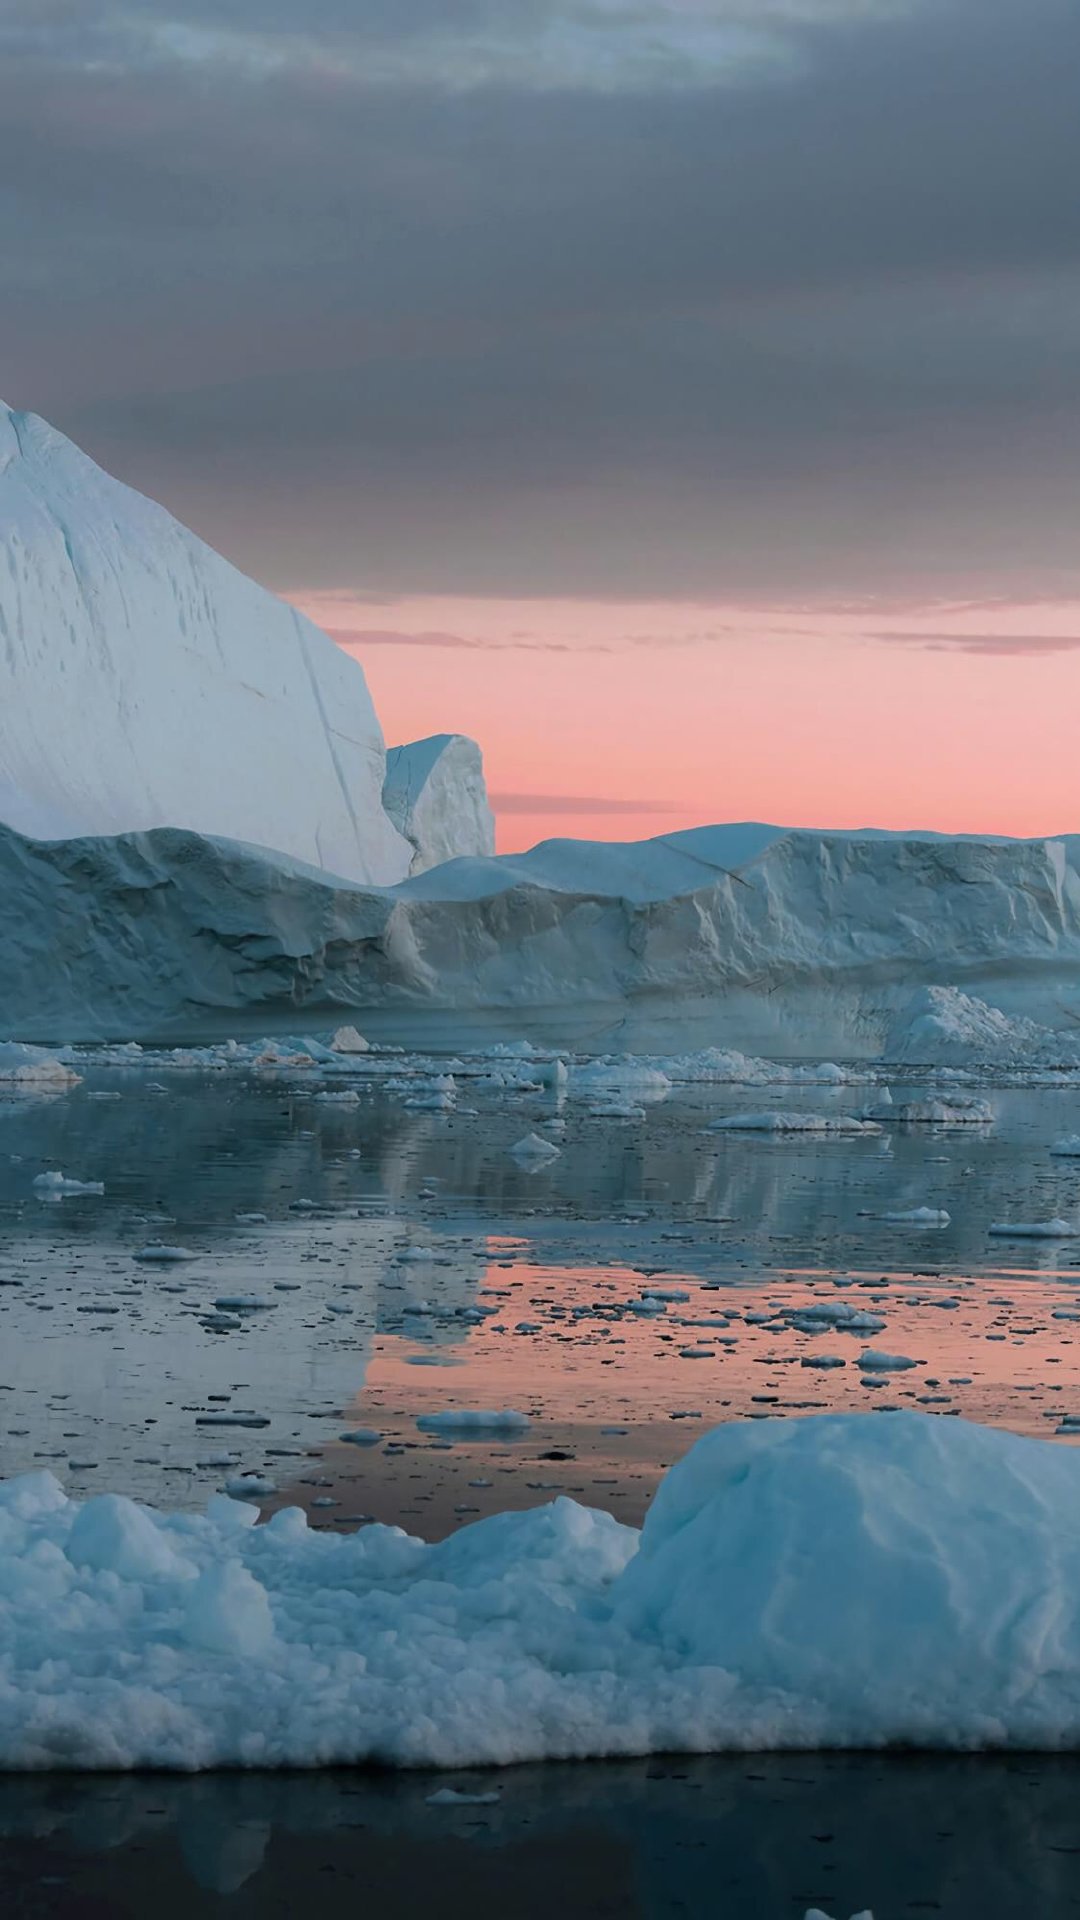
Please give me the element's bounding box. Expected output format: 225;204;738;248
5;1413;1080;1770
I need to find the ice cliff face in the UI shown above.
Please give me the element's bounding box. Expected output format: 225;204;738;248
3;821;1080;1051
383;734;496;874
0;403;411;885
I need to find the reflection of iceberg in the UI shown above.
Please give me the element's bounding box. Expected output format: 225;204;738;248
177;1801;270;1895
0;1753;1070;1914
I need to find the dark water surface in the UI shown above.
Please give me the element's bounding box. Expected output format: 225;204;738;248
2;1754;1080;1918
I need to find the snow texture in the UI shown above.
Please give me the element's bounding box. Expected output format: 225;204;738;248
383;734;496;875
6;1413;1080;1770
0;402;410;885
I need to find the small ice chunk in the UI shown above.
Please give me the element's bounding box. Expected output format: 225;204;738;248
32;1171;104;1196
508;1132;562;1168
331;1026;370;1053
426;1787;501;1806
133;1244;199;1263
878;1207;950;1226
858;1350;919;1372
417;1409;531;1434
989;1220;1079;1239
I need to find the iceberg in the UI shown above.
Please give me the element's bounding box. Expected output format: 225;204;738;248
6;403;1080;1058
383;734;496;874
7;818;1080;1051
0;402;410;885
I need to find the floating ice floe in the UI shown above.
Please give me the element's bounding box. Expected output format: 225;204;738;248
785;1302;887;1335
132;1244;200;1263
887;1095;994;1126
416;1408;532;1434
857;1350;919;1373
654;1050;876;1086
0;1044;81;1089
31;1171;104;1196
7;1414;1080;1768
709;1112;880;1135
988;1220;1079;1239
403;1075;457;1112
876;1207;950;1227
570;1063;671;1104
508;1133;562;1169
1051;1137;1080;1157
224;1475;276;1501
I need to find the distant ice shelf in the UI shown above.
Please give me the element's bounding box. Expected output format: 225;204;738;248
5;815;1080;1051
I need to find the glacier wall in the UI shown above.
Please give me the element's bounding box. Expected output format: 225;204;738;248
0;405;411;885
3;821;1080;1052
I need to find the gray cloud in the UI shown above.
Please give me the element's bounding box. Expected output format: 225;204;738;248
868;632;1080;655
2;0;1078;599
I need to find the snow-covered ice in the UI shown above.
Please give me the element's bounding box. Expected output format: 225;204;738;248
7;1414;1080;1768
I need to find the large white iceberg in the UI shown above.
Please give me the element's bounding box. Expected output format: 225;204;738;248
5;1412;1080;1770
0;402;410;884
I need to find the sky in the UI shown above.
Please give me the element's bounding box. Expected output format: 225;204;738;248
4;0;1080;849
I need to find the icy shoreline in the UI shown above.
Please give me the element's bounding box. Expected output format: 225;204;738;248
5;1412;1080;1771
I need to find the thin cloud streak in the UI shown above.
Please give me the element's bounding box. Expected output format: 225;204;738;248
869;631;1080;655
491;793;683;814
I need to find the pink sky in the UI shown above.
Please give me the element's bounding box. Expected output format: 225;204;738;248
287;590;1080;852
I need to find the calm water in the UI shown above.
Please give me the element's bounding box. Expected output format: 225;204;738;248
3;1061;1080;1524
6;1058;1080;1916
2;1754;1079;1917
